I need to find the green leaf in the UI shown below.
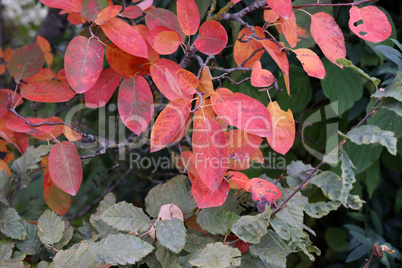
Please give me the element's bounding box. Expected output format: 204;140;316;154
155;245;181;268
374;45;401;66
0;240;14;261
89;193;119;238
11;145;52;189
15;221;41;254
344;142;382;174
196;207;240;235
276;194;306;230
324;227;348;252
184;230;218;253
321;58;363;115
53;239;98;268
381;98;402;117
372;70;402;101
394;188;402;214
145;175;197;219
304;201;341;218
367;109;402;138
340;150;356;206
90;233;154;265
231;207;270;244
37;210;65;245
156;218;186;254
54;221;74;250
365;162;381;198
0;208;27;240
346;125;397;155
188;242;241;268
100;201;152;233
286;161;316;187
0;170;13;206
249;230;295;268
336;58;381;86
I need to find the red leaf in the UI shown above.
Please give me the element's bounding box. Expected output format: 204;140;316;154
176;69;198;96
57;68;68;84
177;0;200;36
246;178;282;202
234;27;265;68
121;5;143;19
67;12;87;25
348;6;392;43
20;81;75;103
194;21;228;56
49;141;82;196
265;0;292;20
227;171;250;190
145;8;185;40
311;12;346;68
136;0;153;11
36;35;53;65
180;150;199;177
94;5;122;25
293;48;326;79
118;75;154;135
0;89;23;117
23;68;56;83
80;0;109;21
39;0;81;12
266;101;295;155
6;118;54;136
150;98;191;152
64;36;104;93
150;58;192;100
191;178;230;209
259;39;289;76
251;60;274;87
146;26;182;55
8;43;44;82
101;18;148;59
211;88;272;137
225;129;263;162
192;117;228;190
85;68;121;108
42;157;71;215
280;11;297;48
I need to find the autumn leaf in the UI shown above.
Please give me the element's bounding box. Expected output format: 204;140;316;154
80;0;109;21
85;68;121;108
180;150;199;177
266;101;295;155
251;60;274;87
94;5;122;25
225;129;263;162
198;66;215;98
63;126;82;142
0;159;11;177
191;178;230;209
176;69;198;96
6;118;55;137
234;27;265;68
311;12;346;68
23;68;56;83
39;0;81;12
246;178;282;203
118;75;154;135
227;171;250;190
146;26;182;55
0;89;23;117
259;39;289;76
279;11;297;48
194;21;228;56
36;35;53;65
177;0;200;36
120;5;143;19
293;48;326;79
49;141;83;196
348;6;392;43
20;81;75;103
145;8;185;40
8;43;44;82
264;9;279;23
265;0;292;20
64;36;104;93
150;98;191;152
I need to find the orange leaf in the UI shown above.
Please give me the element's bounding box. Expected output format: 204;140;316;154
0;65;5;75
0;139;7;152
211;88;272;137
94;5;122;25
259;39;289;76
177;0;200;36
20;81;75;103
49;141;82;196
0;159;11;177
81;0;109;21
293;48;326;79
23;68;56;83
150;98;191;152
3;48;14;62
266;101;295;155
349;6;391;43
64;36;104;93
0;89;23;117
225;129;263;162
251;60;274;87
198;66;215;98
227;171;250;190
264;9;279;23
121;5;143;19
180;151;199;177
67;12;87;25
146;26;182;55
192;117;228;190
42;157;71;215
279;11;297;48
63;126;82;141
35;35;50;53
39;0;81;12
118;75;154;135
85;68;121;108
57;68;68;84
265;0;292;20
101;17;148;59
150;58;192;100
234;27;265;68
311;12;346;68
191;177;230;209
246;178;282;202
284;73;290;96
176;69;198;96
194;21;228;56
145;8;185;40
133;25;160;64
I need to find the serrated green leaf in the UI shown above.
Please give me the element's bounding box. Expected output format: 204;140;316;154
381;98;402;117
286;161;317;187
197;207;239;235
276;194;306;230
179;250;202;268
54;222;74;250
304;201;341;218
189;242;241;268
344;142;382;174
365;162;381;198
145;175;197;219
249;231;294;268
372;70;402;101
367;109;402;138
374;45;401;66
340;150;356;206
90;233;154;265
100;201;152;233
336;58;380;86
156;218;186;253
184;230;218;253
37;210;65;245
11;145;52;189
0;170;13;206
156;245;181;268
15;221;41;254
89;193;118;238
231;208;270;244
0;208;27;240
53;239;98;268
346;125;397;155
0;240;14;261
